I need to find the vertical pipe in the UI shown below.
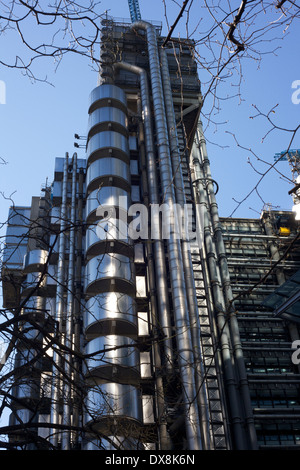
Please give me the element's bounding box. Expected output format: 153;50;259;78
114;61;174;370
137;102;172;449
61;153;77;450
196;121;258;449
191;138;247;449
50;152;69;447
131;21;202;450
72;167;84;445
160;47;211;449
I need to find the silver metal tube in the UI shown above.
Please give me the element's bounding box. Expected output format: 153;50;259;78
114;61;174;370
159;47;211;449
196;121;258;449
130;21;202;450
136;99;172;450
61;153;77;450
72;167;84;443
191;138;247;449
50;152;69;447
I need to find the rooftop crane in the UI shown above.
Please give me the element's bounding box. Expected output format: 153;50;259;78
128;0;142;22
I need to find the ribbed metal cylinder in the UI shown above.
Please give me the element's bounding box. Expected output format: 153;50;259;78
87;131;130;165
86;157;131;194
23;249;49;274
84;292;137;340
12;379;40;405
83;83;141;447
88;107;128;139
84;383;143;432
84;253;135;296
85;223;133;258
21;272;46;296
85;187;130;224
88;84;128;114
84;335;140;384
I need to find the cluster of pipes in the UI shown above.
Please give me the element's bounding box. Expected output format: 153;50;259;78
48;14;259;450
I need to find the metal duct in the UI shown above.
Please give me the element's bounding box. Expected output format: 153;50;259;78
114;61;174;369
61;153;77;450
50;153;69;447
191;128;248;449
160;47;211;449
196;121;258;449
130;21;202;450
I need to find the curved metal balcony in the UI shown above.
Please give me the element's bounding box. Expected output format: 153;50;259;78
85;223;133;260
84;292;137;340
21;296;44;320
21;265;57;297
88;84;128;115
85;187;130;224
87;131;129;165
21;297;56;332
86;157;131;194
88;107;128;140
84;335;140;385
84;382;142;433
23;249;49;274
21;272;47;297
84;254;135;296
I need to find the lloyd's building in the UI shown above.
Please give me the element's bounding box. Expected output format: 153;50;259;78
2;0;300;451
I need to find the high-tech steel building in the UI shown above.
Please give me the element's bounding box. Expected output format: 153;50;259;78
1;8;300;451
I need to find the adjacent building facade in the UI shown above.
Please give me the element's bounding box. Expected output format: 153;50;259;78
1;16;300;450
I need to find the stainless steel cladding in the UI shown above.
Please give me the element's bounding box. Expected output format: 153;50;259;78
23;249;49;273
21;295;45;319
84;383;142;431
84;83;141;448
87;131;130;164
85;223;133;258
84;293;137;339
84;335;140;384
88;107;128;138
85;187;130;223
86;157;131;193
84;254;135;295
21;272;47;295
88;84;128;114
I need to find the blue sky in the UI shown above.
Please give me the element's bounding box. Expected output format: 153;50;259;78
0;0;299;229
